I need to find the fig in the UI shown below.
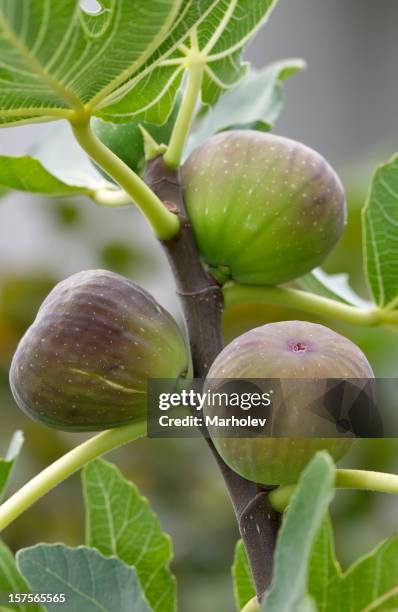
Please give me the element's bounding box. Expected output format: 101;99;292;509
9;270;188;432
204;321;374;485
181;130;346;285
91;98;180;178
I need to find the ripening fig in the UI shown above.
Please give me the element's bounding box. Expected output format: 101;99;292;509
9;270;188;432
204;321;374;485
182;130;346;285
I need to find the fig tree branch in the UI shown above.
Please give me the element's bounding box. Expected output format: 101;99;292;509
0;422;147;533
144;154;281;602
269;468;398;512
70;117;179;240
223;284;398;328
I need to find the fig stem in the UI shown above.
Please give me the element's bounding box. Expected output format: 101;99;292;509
223;284;395;328
0;422;146;533
70;118;179;240
163;29;205;170
269;468;398;512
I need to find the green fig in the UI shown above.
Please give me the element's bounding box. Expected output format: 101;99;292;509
91;98;180;179
204;321;374;485
182;130;346;285
9;270;188;432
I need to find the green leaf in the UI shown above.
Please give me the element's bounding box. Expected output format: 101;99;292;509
97;0;221;124
196;0;279;107
262;452;335;612
83;459;176;612
0;0;281;130
99;61;185;125
309;515;398;612
205;57;303;132
0;0;189;126
188;59;304;155
232;540;256;611
363;154;398;308
101;0;280;124
0;155;93;197
0;431;23;501
307;517;341;610
0;540;42;612
366;591;398;611
227;513;398;612
0;435;32;612
297;269;371;309
187;59;305;153
220;59;304;131
17;544;150;612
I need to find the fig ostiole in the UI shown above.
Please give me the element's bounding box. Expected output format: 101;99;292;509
9;270;188;432
182;130;346;286
204;321;374;486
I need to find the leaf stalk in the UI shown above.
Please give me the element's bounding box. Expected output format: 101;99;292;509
269;468;398;512
163;31;205;169
223;283;398;329
70;118;179;239
0;422;146;533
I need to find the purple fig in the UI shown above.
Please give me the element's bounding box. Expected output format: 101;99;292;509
205;321;374;485
10;270;188;432
182;130;346;285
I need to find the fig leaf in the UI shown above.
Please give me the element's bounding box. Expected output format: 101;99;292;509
0;539;42;612
234;512;398;612
188;59;305;156
232;540;256;611
17;544;150;612
195;0;279;107
0;431;24;501
309;515;398;611
101;1;281;124
262;452;335;611
363;153;398;309
297;268;371;309
0;0;217;126
83;459;176;612
0;155;93;198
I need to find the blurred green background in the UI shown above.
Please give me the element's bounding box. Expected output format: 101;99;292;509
1;1;398;611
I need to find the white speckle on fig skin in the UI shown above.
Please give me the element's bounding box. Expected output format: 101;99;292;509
182;130;346;286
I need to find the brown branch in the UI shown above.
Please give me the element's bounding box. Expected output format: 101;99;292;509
144;155;281;600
